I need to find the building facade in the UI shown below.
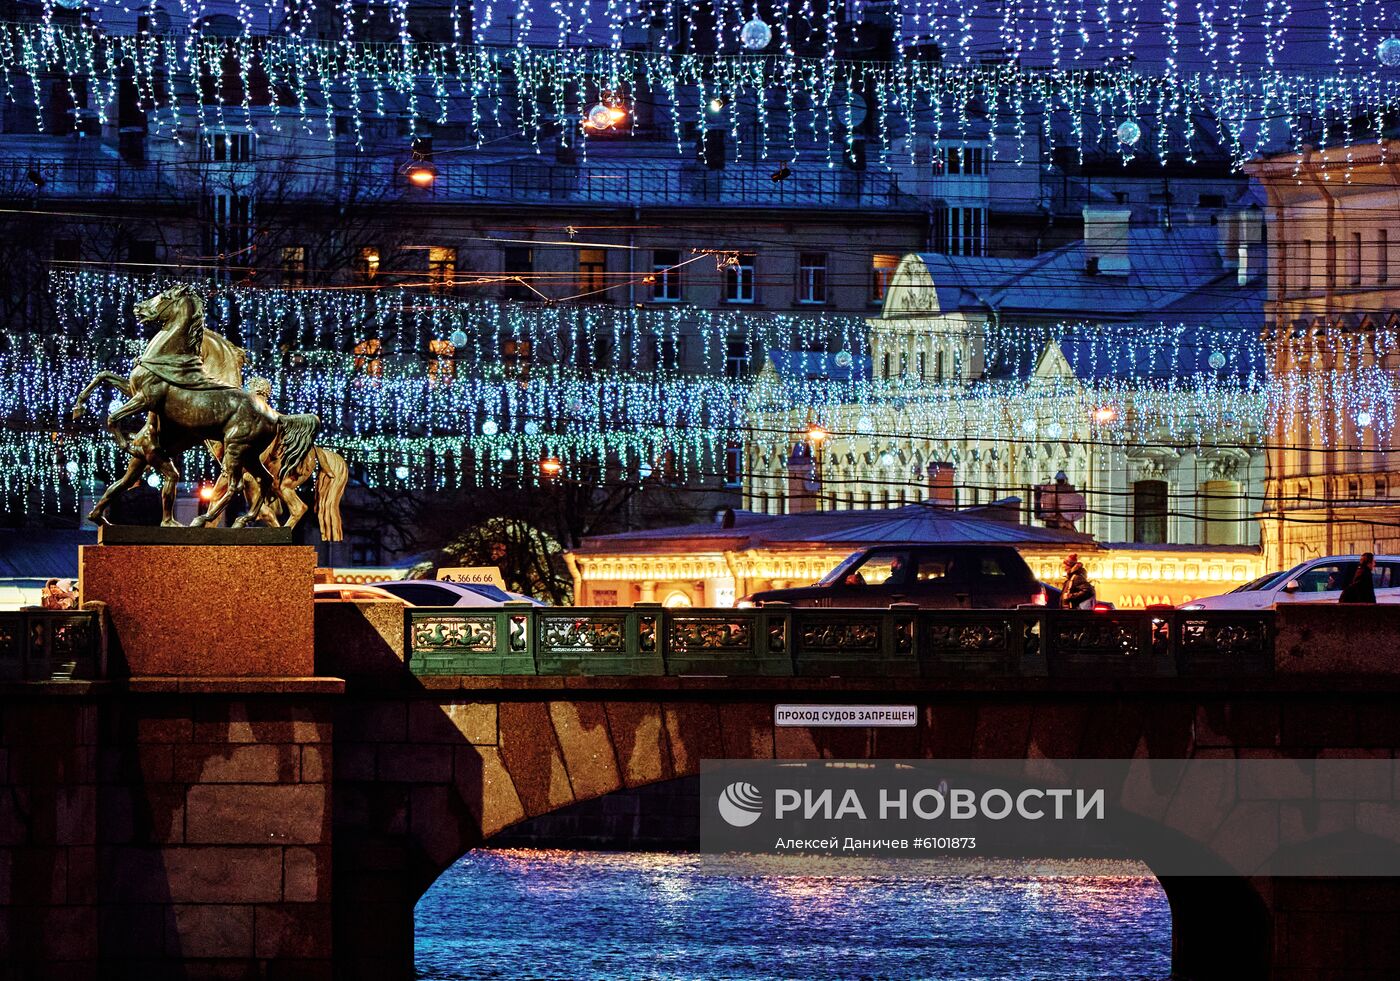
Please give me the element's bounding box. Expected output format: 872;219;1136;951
744;205;1270;551
1250;141;1400;567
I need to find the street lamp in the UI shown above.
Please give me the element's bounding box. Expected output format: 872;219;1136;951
540;456;562;478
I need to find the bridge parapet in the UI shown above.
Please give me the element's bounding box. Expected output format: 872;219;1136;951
400;605;1278;679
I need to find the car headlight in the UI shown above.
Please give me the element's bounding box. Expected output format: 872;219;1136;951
1180;603;1205;611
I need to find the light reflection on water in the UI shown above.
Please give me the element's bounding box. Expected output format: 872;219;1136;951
416;849;1171;980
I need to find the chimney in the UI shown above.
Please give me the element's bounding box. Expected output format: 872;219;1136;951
1082;207;1132;276
1237;207;1264;286
1215;211;1241;272
786;446;817;514
926;461;956;507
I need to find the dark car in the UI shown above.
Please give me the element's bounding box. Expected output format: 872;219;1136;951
738;544;1051;610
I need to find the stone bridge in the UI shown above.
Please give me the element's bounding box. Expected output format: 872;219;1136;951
3;545;1400;980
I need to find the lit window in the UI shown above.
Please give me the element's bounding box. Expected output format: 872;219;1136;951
357;247;380;282
428;246;456;293
578;248;607;297
725;338;749;379
871;253;898;303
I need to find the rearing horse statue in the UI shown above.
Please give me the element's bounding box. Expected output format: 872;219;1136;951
72;284;319;529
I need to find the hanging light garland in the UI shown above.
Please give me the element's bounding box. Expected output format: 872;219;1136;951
1;22;1399;167
2;271;1395;513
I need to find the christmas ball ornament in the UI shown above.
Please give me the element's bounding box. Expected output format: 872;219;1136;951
1116;119;1142;146
394;465;410;480
1357;411;1373;428
587;102;612;129
499;448;514;461
1208;351;1226;370
449;329;468;348
1379;38;1400;67
856;416;873;434
1021;418;1038;436
834;350;853;369
65;460;79;476
524;421;540;435
145;472;162;489
740;16;772;50
481;420;498;436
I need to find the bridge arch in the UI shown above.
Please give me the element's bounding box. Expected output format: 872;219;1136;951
332;690;1299;981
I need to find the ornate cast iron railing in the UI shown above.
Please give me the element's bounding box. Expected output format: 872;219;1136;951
404;605;1276;679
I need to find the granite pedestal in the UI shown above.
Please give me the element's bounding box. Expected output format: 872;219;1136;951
79;542;316;676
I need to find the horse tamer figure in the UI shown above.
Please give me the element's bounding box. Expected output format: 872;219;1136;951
72;284;320;529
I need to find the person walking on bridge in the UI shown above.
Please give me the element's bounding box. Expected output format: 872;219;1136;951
1340;552;1377;604
1060;553;1096;610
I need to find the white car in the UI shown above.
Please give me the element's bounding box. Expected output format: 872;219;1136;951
1179;555;1400;610
373;579;546;607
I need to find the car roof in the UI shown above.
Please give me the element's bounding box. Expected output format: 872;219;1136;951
1298;555;1400;563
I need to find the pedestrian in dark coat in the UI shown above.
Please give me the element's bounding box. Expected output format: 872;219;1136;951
1060;553;1096;609
1340;553;1377;603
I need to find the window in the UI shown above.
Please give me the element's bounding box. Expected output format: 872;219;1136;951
1293;563;1352;594
281;246;306;288
936;207;986;257
798;252;827;304
725;252;756;303
428;246;456;293
978;556;1008;577
915;557;951;581
1351;232;1362;286
725;338;749;379
916;351;926;381
881;351;891;378
1380;230;1390;284
934;350;945;382
724;440;742;487
204;192;252;263
200;132;253;163
503;246;534;301
356;247;380;282
1132;480;1168;545
849;552;910;587
871;253;898;304
578;248;606;297
651;249;683;301
937;145;987;176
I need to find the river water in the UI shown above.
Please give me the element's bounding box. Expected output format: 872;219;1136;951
416;849;1171;980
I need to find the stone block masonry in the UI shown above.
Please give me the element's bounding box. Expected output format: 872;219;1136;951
0;686;339;980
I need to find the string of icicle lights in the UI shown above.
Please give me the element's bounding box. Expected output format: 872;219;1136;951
1;272;1396;512
6;20;1400;167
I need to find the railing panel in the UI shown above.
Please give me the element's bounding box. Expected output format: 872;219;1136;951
1173;611;1274;676
0;611;101;681
791;606;918;676
919;610;1024;676
666;609;792;676
1041;610;1162;677
406;608;529;675
534;606;664;675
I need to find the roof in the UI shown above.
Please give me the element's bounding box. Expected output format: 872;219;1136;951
574;502;1092;554
765;350;871;383
0;529;94;578
905;221;1246;320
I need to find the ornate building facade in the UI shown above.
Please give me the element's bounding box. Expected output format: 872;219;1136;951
743;206;1269;552
1250;141;1400;567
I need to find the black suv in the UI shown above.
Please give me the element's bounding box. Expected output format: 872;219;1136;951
739;544;1048;609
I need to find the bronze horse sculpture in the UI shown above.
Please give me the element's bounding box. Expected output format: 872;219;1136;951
72;284;319;530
